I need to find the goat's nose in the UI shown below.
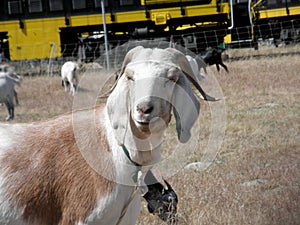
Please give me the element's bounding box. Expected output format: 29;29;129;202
136;102;154;115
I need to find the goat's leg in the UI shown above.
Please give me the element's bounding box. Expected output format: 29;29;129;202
216;64;220;72
14;90;19;105
4;101;10;120
74;76;78;93
4;101;14;120
63;80;68;92
69;81;75;96
10;104;14;120
220;62;229;72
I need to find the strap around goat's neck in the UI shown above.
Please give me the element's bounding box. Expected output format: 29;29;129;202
121;145;141;167
121;145;142;183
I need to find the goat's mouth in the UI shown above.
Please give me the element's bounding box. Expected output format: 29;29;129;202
134;117;167;133
135;120;152;132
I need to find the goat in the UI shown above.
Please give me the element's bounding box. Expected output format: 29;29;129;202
0;71;21;120
61;61;79;96
0;46;217;225
200;47;228;72
0;64;21;105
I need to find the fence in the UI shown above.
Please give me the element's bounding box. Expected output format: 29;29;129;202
1;19;300;76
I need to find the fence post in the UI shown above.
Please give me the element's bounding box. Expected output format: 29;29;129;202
48;42;57;76
101;0;110;71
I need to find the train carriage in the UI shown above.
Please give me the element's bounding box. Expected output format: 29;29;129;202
0;0;299;61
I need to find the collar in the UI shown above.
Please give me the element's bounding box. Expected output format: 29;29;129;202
121;145;141;167
121;145;141;183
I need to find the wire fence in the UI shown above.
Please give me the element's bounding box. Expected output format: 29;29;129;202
1;19;300;76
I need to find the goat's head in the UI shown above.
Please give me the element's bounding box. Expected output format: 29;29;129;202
107;46;217;146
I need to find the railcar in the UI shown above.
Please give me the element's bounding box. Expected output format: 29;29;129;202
224;0;300;48
0;0;299;61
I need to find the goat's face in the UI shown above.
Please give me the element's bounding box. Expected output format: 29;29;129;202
124;62;180;135
107;46;218;147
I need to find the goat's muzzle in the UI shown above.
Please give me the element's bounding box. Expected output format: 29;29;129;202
133;98;171;134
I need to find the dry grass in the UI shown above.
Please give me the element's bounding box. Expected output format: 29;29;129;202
0;52;299;225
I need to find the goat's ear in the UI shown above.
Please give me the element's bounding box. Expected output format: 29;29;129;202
119;46;144;75
106;75;129;146
173;73;200;143
166;48;218;101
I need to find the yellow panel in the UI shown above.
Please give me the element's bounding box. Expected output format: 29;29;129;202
258;6;300;19
0;0;231;60
0;18;64;60
288;6;300;16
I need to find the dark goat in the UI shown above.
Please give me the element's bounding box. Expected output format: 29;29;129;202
201;47;228;72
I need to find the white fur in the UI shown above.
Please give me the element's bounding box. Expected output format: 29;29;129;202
61;61;79;96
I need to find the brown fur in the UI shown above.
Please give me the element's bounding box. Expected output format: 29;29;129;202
1;106;115;225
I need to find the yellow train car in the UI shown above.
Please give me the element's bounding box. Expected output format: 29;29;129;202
0;0;230;61
0;0;299;61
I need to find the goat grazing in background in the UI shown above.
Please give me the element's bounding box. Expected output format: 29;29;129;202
61;61;79;96
200;47;229;73
0;64;21;106
0;68;22;120
0;46;217;225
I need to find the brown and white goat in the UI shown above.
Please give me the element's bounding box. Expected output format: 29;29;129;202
0;46;217;225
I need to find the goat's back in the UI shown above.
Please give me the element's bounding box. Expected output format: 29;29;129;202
61;61;78;78
0;107;115;225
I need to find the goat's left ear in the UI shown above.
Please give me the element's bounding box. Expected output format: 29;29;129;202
106;75;129;145
173;73;200;143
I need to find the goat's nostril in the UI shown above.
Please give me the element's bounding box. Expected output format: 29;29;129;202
136;103;154;115
144;106;154;114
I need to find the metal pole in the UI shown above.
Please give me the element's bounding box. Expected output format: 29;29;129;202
101;0;110;71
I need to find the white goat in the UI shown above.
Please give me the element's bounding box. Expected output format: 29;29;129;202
0;46;217;225
0;71;21;120
61;61;79;96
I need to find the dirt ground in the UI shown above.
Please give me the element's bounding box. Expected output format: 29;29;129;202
0;50;299;225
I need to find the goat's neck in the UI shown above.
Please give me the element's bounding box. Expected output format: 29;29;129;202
123;116;163;166
104;109;162;188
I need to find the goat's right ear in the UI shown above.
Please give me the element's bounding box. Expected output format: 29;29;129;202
173;73;200;143
106;75;129;146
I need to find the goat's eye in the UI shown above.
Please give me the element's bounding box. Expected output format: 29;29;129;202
125;68;134;81
126;74;134;81
167;68;180;83
169;76;177;83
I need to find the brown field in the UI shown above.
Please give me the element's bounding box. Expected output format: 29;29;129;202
0;50;299;225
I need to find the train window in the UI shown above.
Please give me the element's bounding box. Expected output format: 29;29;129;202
8;0;23;15
267;0;277;5
72;0;86;9
120;0;134;5
49;0;63;11
94;0;109;8
28;0;43;13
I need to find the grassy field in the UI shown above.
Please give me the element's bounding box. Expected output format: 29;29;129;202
0;51;299;225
